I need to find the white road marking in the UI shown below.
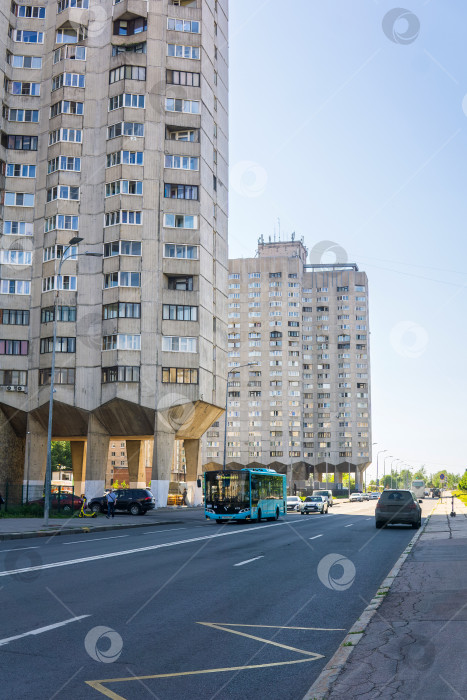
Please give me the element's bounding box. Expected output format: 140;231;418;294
62;535;128;545
309;535;323;540
0;546;39;553
344;524;354;527
0;615;90;647
366;518;372;521
0;521;301;577
234;556;264;567
142;528;186;535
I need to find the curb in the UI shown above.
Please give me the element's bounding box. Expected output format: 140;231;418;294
302;506;436;700
0;519;183;541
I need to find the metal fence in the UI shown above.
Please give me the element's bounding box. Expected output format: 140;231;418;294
0;482;78;514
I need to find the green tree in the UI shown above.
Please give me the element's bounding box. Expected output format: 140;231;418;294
51;441;71;469
458;472;467;491
413;466;427;481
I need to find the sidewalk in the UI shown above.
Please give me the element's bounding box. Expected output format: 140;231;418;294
0;507;197;541
311;497;467;700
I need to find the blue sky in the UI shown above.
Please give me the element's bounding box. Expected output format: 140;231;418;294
228;1;467;478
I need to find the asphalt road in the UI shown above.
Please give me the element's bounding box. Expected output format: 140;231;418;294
0;500;433;700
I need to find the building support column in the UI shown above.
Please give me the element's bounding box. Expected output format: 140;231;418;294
184;438;202;506
23;414;46;501
286;464;293;494
84;415;109;500
152;414;176;508
71;441;86;497
127;440;146;488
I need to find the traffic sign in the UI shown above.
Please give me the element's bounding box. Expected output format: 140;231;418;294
439;473;445;481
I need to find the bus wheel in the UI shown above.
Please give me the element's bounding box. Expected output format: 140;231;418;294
215;519;223;525
257;509;262;523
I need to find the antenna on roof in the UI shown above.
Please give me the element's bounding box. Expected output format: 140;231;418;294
277;217;281;241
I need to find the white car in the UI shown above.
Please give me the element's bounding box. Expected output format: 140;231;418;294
350;492;363;502
287;496;301;512
369;492;380;500
361;493;370;501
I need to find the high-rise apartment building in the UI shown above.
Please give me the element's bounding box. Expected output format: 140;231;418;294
0;0;228;506
202;238;371;490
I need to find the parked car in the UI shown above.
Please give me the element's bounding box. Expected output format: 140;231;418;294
431;488;440;499
29;494;83;513
301;496;328;515
313;490;333;507
375;489;422;529
88;488;155;516
287;496;302;512
350;492;363;502
369;492;380;500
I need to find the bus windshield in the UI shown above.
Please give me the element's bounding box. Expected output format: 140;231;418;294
205;471;249;507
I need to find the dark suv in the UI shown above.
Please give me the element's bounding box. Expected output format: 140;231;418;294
375;489;422;529
88;489;155;516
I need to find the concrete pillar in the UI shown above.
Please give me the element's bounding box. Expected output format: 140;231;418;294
184;438;202;506
71;441;86;497
152;413;176;508
23;414;46;501
126;440;146;488
286;464;293;494
0;408;26;504
84;415;109;500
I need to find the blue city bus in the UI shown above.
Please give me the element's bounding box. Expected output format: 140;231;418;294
204;468;287;523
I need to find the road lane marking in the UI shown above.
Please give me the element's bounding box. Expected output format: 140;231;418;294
0;546;39;553
62;536;128;545
142;528;186;534
0;615;90;647
344;524;354;527
0;520;308;577
234;556;264;567
309;535;323;540
366;518;372;521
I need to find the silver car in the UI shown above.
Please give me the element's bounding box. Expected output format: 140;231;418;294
301;496;328;515
287;496;301;512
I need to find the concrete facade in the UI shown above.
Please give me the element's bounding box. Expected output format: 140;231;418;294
202;239;371;491
0;0;228;506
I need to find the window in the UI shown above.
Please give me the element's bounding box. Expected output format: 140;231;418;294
162;305;198;321
4;192;34;207
49;128;82;145
0;339;29;355
112;42;146;55
39;368;75;385
163;214;197;229
10;29;44;43
0;369;28;385
167;18;200;33
0;250;32;265
7;109;39;122
52;72;85;90
109;65;146;83
50;100;83;117
102;366;140;383
6;135;38;150
48;156;81;173
105;180;143;196
165;98;200;114
164;184;198;200
113;18;147;35
108;93;145;110
162;367;198;384
166;69;200;87
164;154;199;170
167;275;193;291
103;240;141;257
7;53;42;68
167;44;200;59
106;150;143;167
41;306;76;323
44;215;79;232
53;44;86;61
164;244;199;259
166;126;199;142
4;220;33;236
0;279;30;294
162;336;197;353
103;302;141;319
0;309;29;325
46;186;80;202
42;275;77;291
104;210;142;226
12;3;46;17
55;26;87;43
43;245;77;262
40;337;75;353
107;122;144;139
103;272;141;288
102;334;141;350
58;0;89;11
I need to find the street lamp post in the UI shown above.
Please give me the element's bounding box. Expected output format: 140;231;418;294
391;458;401;488
223;362;257;472
376;449;387;487
43;240;102;525
383;454;393;490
